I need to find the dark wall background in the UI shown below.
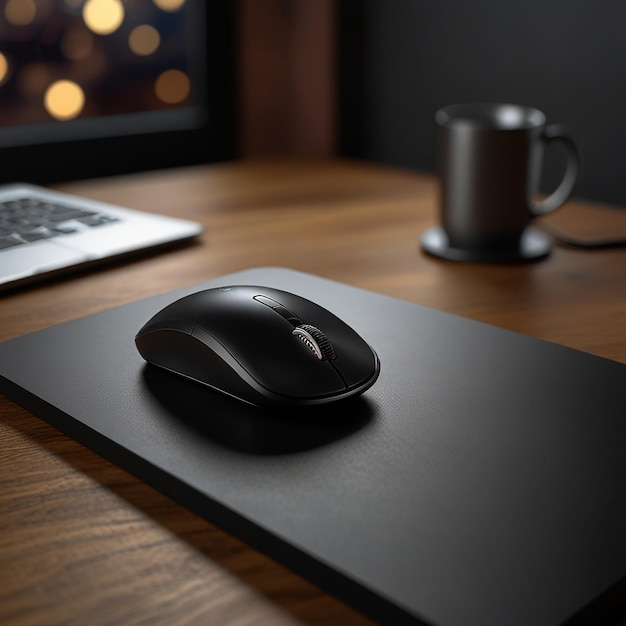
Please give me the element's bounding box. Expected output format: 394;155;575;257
339;0;626;206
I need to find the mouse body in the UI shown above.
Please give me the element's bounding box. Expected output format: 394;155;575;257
135;285;380;407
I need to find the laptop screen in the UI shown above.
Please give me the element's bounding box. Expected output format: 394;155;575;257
0;0;236;183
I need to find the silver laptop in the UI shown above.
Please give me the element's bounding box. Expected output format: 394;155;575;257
0;183;203;291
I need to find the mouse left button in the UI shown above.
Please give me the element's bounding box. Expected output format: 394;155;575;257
253;294;302;326
136;318;194;337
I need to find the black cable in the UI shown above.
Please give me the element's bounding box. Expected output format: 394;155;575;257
537;221;626;250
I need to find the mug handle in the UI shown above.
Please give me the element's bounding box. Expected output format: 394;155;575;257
530;124;579;217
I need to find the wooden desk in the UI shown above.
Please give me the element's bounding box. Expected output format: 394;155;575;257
1;159;625;625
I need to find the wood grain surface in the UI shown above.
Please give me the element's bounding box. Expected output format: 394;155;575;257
1;158;625;625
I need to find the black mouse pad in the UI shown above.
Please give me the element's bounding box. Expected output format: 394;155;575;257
0;267;624;626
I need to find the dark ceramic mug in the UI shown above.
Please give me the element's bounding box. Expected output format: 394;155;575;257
421;103;579;262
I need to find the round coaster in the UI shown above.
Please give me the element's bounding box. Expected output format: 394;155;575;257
420;226;552;263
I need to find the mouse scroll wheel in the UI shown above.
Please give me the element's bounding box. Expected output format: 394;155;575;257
292;324;336;361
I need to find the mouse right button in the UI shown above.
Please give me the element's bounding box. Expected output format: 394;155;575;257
332;336;379;389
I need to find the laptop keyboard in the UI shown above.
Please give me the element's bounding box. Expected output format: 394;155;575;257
0;197;120;250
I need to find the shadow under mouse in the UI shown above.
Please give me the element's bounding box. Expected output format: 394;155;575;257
141;366;376;456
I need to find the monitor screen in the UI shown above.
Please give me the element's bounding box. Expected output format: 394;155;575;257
0;0;236;183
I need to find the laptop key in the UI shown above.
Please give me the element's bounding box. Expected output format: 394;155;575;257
77;215;120;227
49;225;79;235
47;208;98;222
0;236;25;249
21;230;55;242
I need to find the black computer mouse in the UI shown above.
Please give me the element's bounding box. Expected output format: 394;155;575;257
135;285;380;407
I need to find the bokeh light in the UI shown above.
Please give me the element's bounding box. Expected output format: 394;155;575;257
4;0;37;26
155;69;190;104
153;0;186;12
82;0;125;35
0;54;9;85
44;80;85;120
129;25;160;56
